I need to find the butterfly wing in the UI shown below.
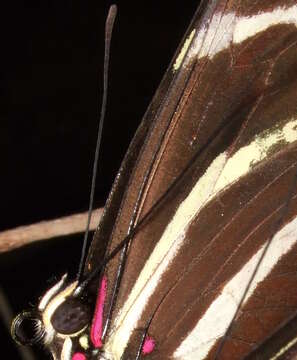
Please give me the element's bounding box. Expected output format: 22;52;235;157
86;1;297;359
244;310;297;359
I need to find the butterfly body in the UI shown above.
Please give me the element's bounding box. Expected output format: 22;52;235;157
11;0;297;359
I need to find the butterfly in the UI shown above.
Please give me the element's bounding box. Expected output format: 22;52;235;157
10;0;297;359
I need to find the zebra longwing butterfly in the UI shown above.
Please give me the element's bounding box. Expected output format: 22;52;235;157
9;0;297;359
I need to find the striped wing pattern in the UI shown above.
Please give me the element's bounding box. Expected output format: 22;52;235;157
13;1;297;360
86;1;297;359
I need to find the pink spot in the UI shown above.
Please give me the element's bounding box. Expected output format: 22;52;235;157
90;276;107;348
72;353;86;360
142;336;155;355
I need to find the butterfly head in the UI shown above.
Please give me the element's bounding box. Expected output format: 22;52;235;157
11;274;114;360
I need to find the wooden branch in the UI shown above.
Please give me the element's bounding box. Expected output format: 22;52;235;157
0;208;103;253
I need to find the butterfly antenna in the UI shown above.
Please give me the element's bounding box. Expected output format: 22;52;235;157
76;4;117;282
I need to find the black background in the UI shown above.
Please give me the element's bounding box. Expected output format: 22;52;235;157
1;1;199;358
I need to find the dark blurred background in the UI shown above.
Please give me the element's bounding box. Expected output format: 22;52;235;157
0;1;199;358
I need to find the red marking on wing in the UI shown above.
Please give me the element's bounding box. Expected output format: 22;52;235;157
142;336;155;355
72;353;86;360
90;276;108;348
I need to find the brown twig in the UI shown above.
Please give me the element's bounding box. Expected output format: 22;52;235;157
0;208;103;253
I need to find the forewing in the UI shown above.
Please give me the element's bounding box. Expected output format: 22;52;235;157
87;1;297;359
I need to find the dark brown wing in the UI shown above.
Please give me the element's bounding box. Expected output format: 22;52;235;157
244;310;297;359
86;0;297;359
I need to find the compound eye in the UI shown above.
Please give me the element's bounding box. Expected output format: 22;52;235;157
51;298;91;335
11;311;44;346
